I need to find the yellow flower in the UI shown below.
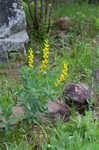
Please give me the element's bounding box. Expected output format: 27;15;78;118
62;70;67;76
59;74;65;81
28;48;34;68
43;59;48;64
40;64;46;69
43;54;48;59
43;47;49;52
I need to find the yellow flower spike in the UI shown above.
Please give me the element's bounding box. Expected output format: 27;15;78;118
40;40;49;73
55;63;68;86
28;48;34;68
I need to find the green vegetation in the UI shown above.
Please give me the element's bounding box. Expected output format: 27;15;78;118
42;112;99;150
0;1;99;150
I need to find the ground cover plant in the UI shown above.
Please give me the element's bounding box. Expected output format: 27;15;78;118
0;1;99;150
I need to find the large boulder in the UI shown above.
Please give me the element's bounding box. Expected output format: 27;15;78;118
0;0;29;60
37;100;71;123
63;83;95;113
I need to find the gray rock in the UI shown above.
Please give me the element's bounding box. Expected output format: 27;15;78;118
0;31;28;58
54;17;71;31
63;83;95;113
37;100;71;123
0;105;25;128
0;0;29;60
0;101;70;128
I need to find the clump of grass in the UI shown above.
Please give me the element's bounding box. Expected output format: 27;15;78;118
0;111;99;150
42;111;99;150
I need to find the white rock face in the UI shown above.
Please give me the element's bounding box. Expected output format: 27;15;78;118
0;0;29;60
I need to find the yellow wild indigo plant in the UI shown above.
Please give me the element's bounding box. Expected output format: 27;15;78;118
55;63;68;86
28;48;34;68
40;40;49;73
19;40;69;122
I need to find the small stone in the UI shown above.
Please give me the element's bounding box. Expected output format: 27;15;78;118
54;17;71;31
